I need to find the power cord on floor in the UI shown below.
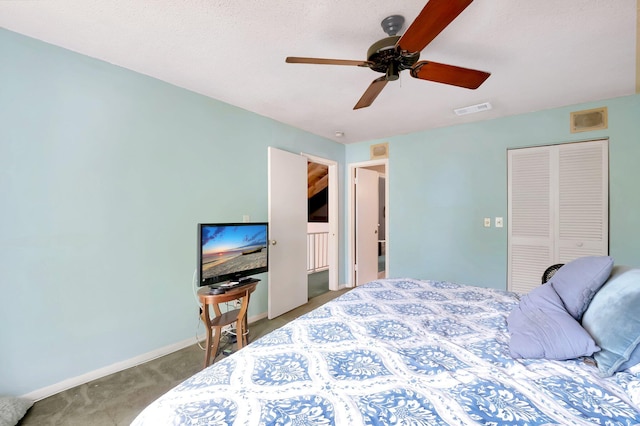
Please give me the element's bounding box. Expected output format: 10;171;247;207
192;268;207;350
194;306;240;353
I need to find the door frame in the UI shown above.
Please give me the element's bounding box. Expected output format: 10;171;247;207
347;159;389;287
302;153;340;291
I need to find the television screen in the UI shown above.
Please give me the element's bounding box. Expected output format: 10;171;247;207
198;223;268;287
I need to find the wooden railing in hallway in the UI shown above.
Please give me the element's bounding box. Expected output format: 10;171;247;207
307;231;329;273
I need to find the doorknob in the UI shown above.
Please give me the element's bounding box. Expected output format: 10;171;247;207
270;240;277;245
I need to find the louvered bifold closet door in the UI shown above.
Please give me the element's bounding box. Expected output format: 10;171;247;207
508;139;609;294
508;147;553;293
556;140;609;262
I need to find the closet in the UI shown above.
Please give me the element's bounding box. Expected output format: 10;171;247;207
507;139;609;293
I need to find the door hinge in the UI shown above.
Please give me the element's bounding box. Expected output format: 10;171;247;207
354;263;358;271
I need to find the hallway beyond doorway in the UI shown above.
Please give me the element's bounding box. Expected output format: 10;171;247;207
308;270;329;299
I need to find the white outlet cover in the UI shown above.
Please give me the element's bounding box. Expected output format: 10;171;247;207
495;217;504;228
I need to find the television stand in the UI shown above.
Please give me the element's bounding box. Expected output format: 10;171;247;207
197;280;259;368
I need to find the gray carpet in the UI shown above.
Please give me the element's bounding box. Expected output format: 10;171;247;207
19;288;350;426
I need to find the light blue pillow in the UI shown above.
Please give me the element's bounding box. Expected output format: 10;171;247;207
508;282;599;360
618;344;640;371
582;266;640;376
550;256;613;320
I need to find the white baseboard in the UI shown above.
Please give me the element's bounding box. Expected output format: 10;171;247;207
22;312;270;402
248;311;268;323
22;336;202;402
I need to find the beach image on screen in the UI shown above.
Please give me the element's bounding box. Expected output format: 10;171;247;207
200;224;267;280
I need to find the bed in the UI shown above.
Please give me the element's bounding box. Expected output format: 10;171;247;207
132;276;640;425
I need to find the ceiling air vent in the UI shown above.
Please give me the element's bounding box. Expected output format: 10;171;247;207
454;102;492;116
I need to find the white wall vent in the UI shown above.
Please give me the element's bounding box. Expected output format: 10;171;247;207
454;102;492;116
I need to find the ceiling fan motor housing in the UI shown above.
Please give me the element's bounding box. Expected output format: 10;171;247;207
366;35;420;79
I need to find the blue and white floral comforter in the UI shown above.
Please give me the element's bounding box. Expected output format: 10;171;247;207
132;278;640;425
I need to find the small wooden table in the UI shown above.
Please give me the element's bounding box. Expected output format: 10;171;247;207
197;280;258;368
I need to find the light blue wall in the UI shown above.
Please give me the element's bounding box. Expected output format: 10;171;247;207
3;25;639;398
346;94;640;289
0;29;345;396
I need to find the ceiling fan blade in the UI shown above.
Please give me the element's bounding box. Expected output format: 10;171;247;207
354;77;388;110
397;0;473;53
410;60;490;89
286;57;371;67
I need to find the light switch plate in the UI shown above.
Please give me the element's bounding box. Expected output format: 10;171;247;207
495;217;503;228
483;217;491;228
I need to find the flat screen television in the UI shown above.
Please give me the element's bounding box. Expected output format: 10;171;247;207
197;222;269;287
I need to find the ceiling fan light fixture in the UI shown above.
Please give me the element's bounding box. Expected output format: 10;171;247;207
454;102;492;116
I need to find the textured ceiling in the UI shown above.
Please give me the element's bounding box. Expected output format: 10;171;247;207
0;0;637;144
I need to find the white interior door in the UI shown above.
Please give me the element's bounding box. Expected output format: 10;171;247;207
508;147;553;293
556;140;609;261
355;168;379;285
268;147;308;319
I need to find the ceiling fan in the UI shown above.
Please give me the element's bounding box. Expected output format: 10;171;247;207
285;0;490;110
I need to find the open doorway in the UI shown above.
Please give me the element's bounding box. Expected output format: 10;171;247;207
348;159;388;286
377;175;386;278
304;154;339;297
